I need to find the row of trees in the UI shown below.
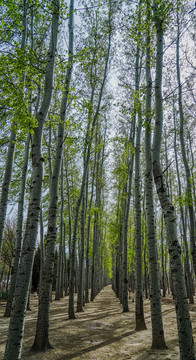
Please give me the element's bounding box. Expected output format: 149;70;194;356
0;0;195;359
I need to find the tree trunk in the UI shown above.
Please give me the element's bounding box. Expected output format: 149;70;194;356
55;161;65;301
152;6;195;359
31;0;73;351
76;184;86;312
4;2;59;358
69;8;112;317
145;7;166;346
134;11;146;327
135;114;146;331
176;6;196;277
161;216;166;297
0;0;28;258
4;133;31;317
0;126;16;258
173;109;194;304
85;156;96;303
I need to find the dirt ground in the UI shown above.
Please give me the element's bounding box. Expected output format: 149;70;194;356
1;285;196;359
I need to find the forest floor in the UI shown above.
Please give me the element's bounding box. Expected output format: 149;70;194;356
1;285;196;359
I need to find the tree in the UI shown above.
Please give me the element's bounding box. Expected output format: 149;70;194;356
152;1;195;358
144;0;166;347
31;0;74;351
4;1;60;357
68;0;112;319
1;220;16;287
176;1;196;277
0;0;28;258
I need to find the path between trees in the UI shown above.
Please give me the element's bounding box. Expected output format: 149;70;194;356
1;285;196;359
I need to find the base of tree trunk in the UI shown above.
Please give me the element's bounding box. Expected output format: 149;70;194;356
69;313;76;319
189;298;194;305
4;309;11;318
76;305;84;312
135;318;147;331
151;338;168;350
31;338;54;352
123;307;129;312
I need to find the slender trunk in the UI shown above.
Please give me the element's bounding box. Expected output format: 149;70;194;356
91;123;106;300
134;8;146;326
76;184;86;312
152;7;195;359
77;86;96;310
64;223;68;296
4;2;59;358
32;0;73;351
161;216;166;297
68;10;112;318
122;136;135;311
188;132;196;206
65;162;72;263
174;110;194;304
85;157;96;303
55;161;64;301
0;126;16;258
92;133;102;300
4;133;31;317
145;6;166;346
176;7;196;277
60;168;65;299
39;204;45;283
135;114;146;330
5;7;41;315
0;0;28;258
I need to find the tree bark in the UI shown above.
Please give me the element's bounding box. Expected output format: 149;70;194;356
4;133;31;317
176;6;196;277
69;7;112;317
31;0;73;351
55;160;65;301
4;1;59;358
173;109;194;304
0;0;28;258
152;5;195;359
135;114;146;331
145;5;166;346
